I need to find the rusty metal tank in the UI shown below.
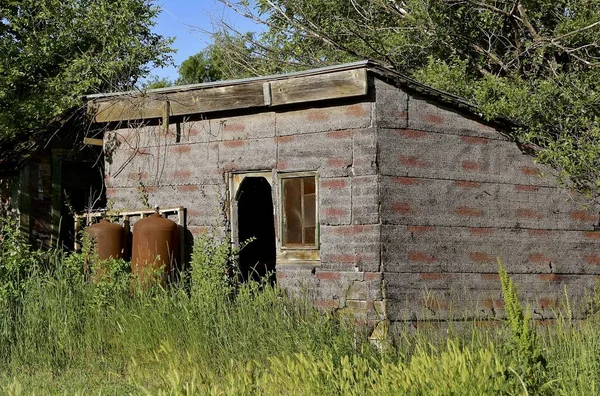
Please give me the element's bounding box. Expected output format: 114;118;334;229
131;212;179;284
84;219;126;260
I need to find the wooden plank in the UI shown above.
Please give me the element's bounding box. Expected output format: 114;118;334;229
169;83;265;116
83;137;103;146
90;82;266;123
270;68;368;106
89;68;370;123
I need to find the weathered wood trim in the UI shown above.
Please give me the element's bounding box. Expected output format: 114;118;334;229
90;82;266;123
88;68;369;123
270;68;367;106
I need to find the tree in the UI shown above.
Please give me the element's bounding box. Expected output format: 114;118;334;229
176;31;269;85
219;0;600;196
0;0;173;142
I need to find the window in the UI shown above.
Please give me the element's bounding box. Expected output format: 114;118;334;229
281;175;317;248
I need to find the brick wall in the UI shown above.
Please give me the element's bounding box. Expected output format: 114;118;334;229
105;100;385;325
375;77;600;322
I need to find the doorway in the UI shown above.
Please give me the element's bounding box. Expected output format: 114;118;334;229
236;176;276;283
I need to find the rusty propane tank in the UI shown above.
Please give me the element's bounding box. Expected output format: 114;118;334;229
84;219;126;260
131;211;179;284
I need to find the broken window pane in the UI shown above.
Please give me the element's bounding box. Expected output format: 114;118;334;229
282;176;317;248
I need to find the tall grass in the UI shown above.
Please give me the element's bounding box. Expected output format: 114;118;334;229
1;217;600;394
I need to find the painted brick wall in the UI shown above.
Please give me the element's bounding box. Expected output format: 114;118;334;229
105;100;385;325
375;77;600;322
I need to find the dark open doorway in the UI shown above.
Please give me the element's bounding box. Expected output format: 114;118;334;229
236;177;276;283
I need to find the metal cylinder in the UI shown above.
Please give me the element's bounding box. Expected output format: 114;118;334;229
84;219;126;260
131;213;179;285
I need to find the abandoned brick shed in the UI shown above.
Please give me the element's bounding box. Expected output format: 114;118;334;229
86;60;600;329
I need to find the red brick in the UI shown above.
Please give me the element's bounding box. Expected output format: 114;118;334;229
316;271;341;281
323;208;348;217
474;320;502;328
187;226;209;235
399;155;429;167
345;104;370;117
392;202;411;214
327;130;352;139
276;135;294;144
469;252;494;262
408;225;434;233
515;185;540;192
460;136;488;144
408;251;436;263
422;297;449;310
106;188;117;196
583;231;600;239
143;186;157;193
570;211;597;222
481;273;500;281
172;170;192;179
482;298;504;309
314;299;339;309
540;298;558;309
529;253;551;263
584;255;600;265
364;272;382;281
455;180;481;188
330;225;372;235
170;145;191;154
131;147;148;155
539;274;562;282
520;166;540;176
321;179;348;189
128;172;148;180
222;140;246;148
306;110;329;122
469;228;495;236
394;177;420;185
462;161;483;171
455;206;483;217
177;185;199;192
223;123;245;132
276;272;287;280
396;129;427;139
516;208;542;219
425;114;444;124
327;158;349;168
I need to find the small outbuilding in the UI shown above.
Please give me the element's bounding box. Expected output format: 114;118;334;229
86;60;600;330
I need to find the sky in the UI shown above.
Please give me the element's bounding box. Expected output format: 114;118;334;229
149;0;261;81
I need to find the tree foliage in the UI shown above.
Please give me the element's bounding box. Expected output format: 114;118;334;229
217;0;600;196
0;0;173;142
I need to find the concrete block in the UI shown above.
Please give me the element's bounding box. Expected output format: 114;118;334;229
408;94;508;140
218;137;277;172
374;78;408;128
378;127;558;187
352;128;378;176
210;111;276;141
276;101;372;136
277;131;353;177
380;176;599;230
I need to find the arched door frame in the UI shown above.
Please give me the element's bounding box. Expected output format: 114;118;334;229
227;171;274;251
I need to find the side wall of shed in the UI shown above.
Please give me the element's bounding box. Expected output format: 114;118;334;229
104;98;384;325
375;77;600;324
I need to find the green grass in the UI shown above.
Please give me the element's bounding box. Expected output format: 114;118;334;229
1;219;600;394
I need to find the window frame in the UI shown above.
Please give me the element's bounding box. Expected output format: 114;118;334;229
278;172;320;263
